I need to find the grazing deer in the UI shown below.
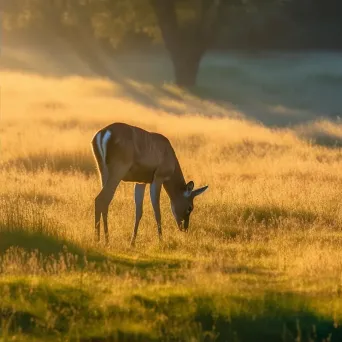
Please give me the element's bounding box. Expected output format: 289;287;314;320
91;122;208;246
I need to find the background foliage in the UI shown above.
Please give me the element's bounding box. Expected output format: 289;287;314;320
3;0;342;50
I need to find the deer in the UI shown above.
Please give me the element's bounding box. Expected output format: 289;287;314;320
91;122;208;246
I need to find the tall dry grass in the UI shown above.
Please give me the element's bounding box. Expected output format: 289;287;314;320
2;68;342;341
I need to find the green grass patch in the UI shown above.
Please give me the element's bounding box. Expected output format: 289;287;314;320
1;278;342;341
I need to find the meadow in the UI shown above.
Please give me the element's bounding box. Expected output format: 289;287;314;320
1;43;342;341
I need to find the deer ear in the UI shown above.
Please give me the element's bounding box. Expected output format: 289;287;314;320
184;181;194;197
192;185;208;197
186;181;195;191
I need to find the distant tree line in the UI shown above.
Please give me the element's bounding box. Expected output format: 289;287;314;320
2;0;342;86
219;0;342;50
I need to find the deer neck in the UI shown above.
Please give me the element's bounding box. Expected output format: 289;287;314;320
163;159;186;202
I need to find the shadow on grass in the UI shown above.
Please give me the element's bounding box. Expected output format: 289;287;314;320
78;333;158;342
2;278;342;341
1;281;92;334
205;203;334;239
0;280;156;341
0;228;186;276
2;36;187;116
1;308;39;335
131;291;342;342
6;37;342;130
219;293;342;342
5;151;96;175
191;52;342;128
239;205;321;226
294;123;342;149
1;279;157;341
308;131;342;148
219;140;292;160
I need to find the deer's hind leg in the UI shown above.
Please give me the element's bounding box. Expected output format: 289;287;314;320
95;162;131;244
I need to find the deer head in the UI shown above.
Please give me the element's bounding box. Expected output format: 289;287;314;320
171;181;208;231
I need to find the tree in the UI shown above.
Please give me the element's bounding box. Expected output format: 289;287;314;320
78;0;289;87
86;0;220;87
1;0;223;87
150;0;222;87
2;0;298;87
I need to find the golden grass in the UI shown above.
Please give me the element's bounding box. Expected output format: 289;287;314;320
2;69;342;340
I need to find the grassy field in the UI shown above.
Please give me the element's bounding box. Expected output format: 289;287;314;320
2;45;342;341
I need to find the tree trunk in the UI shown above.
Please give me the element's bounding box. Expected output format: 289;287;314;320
150;0;221;88
172;49;202;87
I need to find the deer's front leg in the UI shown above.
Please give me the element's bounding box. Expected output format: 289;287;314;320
150;180;163;240
130;183;146;247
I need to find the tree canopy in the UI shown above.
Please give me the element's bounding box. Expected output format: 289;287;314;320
3;0;342;86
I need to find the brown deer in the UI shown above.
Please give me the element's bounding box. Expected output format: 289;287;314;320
91;122;208;246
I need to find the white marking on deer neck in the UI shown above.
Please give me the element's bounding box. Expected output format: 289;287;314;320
101;130;112;163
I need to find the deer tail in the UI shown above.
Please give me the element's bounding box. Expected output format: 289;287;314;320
91;129;112;187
